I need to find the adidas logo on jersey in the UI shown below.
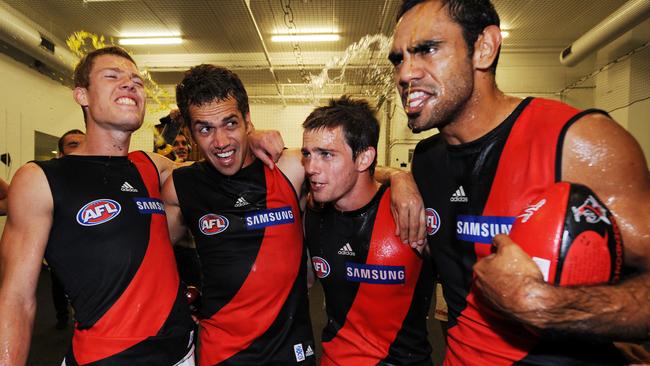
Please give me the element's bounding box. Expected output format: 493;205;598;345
234;196;249;207
338;243;355;256
120;181;138;193
305;345;314;357
450;185;468;202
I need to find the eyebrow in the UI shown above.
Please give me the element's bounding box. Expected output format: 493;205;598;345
99;67;142;79
192;113;239;127
389;39;444;63
408;39;443;54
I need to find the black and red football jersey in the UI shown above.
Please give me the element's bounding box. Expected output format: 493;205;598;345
412;98;626;365
173;159;314;366
304;185;433;366
36;151;194;365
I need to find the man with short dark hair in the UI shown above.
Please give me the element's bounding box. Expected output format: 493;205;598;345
165;65;425;365
57;129;85;158
0;46;198;365
391;1;650;364
302;96;434;366
167;64;316;365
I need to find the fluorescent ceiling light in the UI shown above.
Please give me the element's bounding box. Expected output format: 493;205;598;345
501;31;510;38
271;34;340;42
273;28;338;35
120;31;181;38
119;37;183;45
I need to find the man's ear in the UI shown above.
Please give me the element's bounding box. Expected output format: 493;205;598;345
73;87;89;107
356;147;377;172
473;25;501;71
244;111;254;133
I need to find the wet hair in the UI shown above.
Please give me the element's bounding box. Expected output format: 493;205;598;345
397;0;501;73
73;46;136;88
175;64;249;128
57;129;85;153
302;96;379;175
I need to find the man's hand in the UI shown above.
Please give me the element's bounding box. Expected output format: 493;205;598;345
388;170;426;251
249;130;284;169
474;234;549;321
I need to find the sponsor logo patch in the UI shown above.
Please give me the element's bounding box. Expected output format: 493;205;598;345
199;214;229;235
456;215;515;244
572;195;611;225
133;197;165;214
245;206;294;230
425;208;441;235
76;199;121;226
345;262;405;284
293;343;305;362
312;256;330;279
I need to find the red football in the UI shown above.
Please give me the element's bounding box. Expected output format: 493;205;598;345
509;182;623;286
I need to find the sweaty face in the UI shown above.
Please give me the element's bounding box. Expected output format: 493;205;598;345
189;97;253;176
172;134;190;161
60;133;85;156
80;54;145;132
390;1;474;132
301;126;361;210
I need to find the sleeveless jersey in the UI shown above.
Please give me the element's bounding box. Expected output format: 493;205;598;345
412;98;626;365
304;185;434;366
173;159;314;366
35;151;194;365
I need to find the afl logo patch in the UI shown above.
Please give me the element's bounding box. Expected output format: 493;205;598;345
76;199;121;226
425;208;441;236
311;256;330;279
199;214;229;235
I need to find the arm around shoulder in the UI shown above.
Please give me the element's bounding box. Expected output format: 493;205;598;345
375;167;426;249
0;163;53;364
161;173;189;245
276;148;306;196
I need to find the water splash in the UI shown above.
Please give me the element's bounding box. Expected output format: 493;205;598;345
309;34;395;106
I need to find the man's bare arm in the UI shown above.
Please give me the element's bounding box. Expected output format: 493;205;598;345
248;129;285;170
375;167;426;249
161;174;190;245
474;114;650;340
276;148;306;201
0;164;53;364
147;152;189;186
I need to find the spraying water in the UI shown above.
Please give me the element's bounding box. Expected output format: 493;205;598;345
309;34;396;108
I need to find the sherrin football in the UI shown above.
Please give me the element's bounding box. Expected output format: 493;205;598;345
509;182;623;286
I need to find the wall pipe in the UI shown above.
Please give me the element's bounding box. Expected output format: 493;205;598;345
0;0;77;74
560;0;650;66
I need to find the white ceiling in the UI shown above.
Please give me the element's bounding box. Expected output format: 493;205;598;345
0;0;632;105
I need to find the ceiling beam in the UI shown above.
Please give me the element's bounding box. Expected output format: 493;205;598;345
243;0;285;106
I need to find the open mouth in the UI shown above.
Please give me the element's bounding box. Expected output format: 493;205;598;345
216;150;234;158
403;90;430;114
310;181;325;191
116;97;137;106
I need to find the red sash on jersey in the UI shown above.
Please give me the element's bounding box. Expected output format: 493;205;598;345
72;151;180;364
445;99;582;365
198;165;303;366
321;188;423;365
